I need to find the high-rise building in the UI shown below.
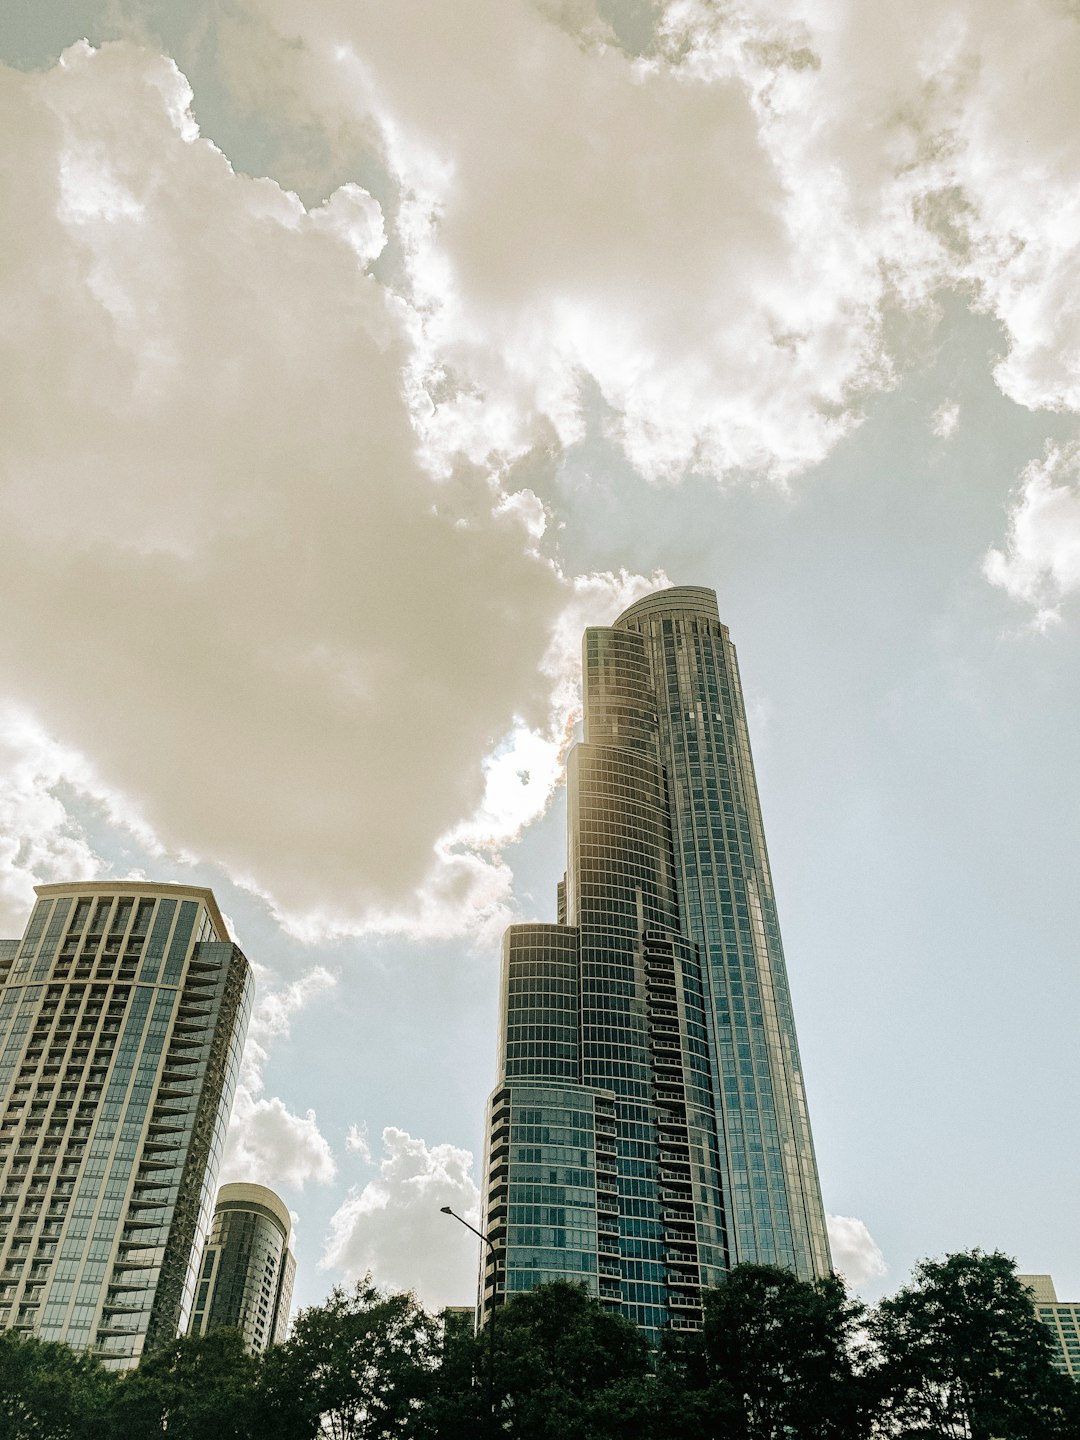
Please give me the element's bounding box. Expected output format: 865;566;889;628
0;882;252;1367
188;1182;295;1351
1019;1274;1080;1377
480;586;830;1334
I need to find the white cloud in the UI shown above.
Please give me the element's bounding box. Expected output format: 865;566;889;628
218;0;901;485
0;39;655;941
345;1123;374;1163
322;1127;481;1308
224;1095;337;1191
827;1213;888;1289
222;966;338;1190
931;400;960;439
12;0;1080;952
984;444;1080;626
217;0;1080;510
0;709;106;934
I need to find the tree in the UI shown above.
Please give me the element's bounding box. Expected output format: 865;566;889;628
870;1248;1075;1439
0;1330;115;1440
484;1281;654;1440
106;1328;258;1440
674;1263;870;1440
257;1279;439;1440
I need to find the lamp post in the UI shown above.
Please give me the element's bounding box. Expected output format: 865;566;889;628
440;1205;499;1425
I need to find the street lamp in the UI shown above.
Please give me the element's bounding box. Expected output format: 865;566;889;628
440;1205;499;1423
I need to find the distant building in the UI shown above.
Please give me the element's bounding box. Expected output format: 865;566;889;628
439;1304;475;1341
0;883;253;1367
1019;1274;1080;1377
188;1182;295;1351
479;587;830;1338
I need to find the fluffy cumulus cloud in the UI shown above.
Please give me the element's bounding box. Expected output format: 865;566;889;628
323;1127;481;1308
8;0;1080;946
826;1213;888;1289
216;0;1080;592
219;0;899;484
0;39;656;940
222;967;338;1189
0;710;105;932
984;443;1080;626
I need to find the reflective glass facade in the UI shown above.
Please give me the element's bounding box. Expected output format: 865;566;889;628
480;587;829;1336
188;1182;295;1351
0;883;253;1367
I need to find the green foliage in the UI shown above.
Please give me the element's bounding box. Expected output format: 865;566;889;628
256;1279;440;1440
490;1282;650;1440
0;1330;114;1440
1;1251;1078;1440
426;1282;657;1440
108;1329;257;1440
870;1248;1075;1439
666;1263;871;1440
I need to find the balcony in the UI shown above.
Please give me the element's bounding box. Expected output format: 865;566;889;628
667;1272;699;1289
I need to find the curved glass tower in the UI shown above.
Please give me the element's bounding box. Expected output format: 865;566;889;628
188;1182;295;1351
480;587;829;1335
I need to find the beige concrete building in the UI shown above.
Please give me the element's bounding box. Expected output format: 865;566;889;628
0;882;253;1367
1019;1274;1080;1377
188;1182;295;1351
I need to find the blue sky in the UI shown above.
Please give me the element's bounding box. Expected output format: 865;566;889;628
2;0;1080;1315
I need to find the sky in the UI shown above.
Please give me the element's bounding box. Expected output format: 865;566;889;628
2;0;1080;1317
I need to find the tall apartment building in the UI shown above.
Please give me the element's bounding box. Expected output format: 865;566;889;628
188;1182;295;1351
0;882;252;1367
1019;1274;1080;1377
480;587;830;1334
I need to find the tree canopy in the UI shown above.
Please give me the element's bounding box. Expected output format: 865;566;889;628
0;1252;1076;1440
675;1262;872;1440
870;1249;1078;1439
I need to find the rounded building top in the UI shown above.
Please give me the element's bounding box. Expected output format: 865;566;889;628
34;879;231;945
613;585;720;628
216;1182;292;1239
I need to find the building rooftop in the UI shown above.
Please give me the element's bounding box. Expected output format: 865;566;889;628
614;585;721;628
34;880;231;945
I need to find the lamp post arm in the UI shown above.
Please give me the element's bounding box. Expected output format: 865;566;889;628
440;1206;498;1257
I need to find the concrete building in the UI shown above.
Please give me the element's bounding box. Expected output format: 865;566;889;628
188;1182;294;1350
1019;1274;1080;1377
479;587;830;1336
0;882;252;1367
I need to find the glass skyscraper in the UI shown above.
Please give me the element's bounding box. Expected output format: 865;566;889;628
480;586;830;1334
0;882;252;1367
188;1182;295;1351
